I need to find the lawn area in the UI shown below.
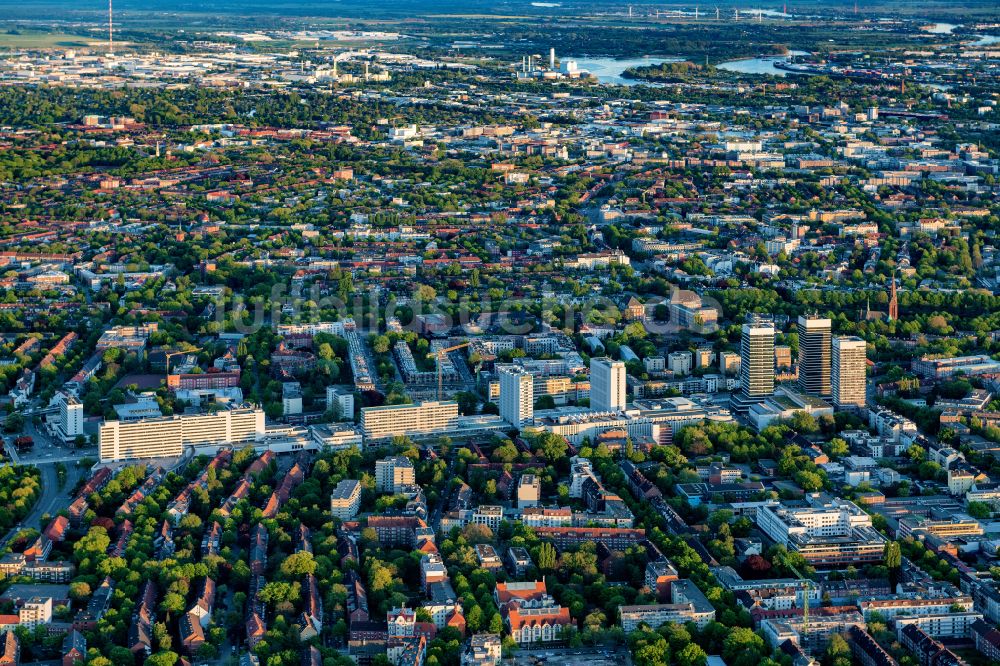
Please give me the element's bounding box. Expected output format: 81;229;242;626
0;31;102;49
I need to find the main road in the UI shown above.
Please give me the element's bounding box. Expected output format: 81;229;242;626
1;429;85;548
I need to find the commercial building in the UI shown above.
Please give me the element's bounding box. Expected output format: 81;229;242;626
98;407;265;462
330;480;362;520
499;369;534;428
911;355;1000;379
832;336;867;409
590;357;626;412
797;315;831;397
360;401;459;441
756;496;886;566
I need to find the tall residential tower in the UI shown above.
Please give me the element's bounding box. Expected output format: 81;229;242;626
832;336;867;409
590;357;627;412
499;368;534;428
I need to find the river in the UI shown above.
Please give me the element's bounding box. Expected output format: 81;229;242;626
569;51;810;84
568;56;687;85
717;50;810;76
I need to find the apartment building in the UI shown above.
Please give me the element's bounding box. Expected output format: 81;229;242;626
360;401;460;441
330;480;362;520
375;457;416;493
98;407;265;462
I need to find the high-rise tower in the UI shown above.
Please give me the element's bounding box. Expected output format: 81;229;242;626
590;357;627;412
738;314;776;402
499;368;533;428
832;336;867;409
797;315;831;397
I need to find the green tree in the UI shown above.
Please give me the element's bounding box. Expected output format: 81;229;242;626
537;542;557;571
967;501;991;520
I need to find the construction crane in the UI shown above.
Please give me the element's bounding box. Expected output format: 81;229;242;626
427;342;471;400
787;562;813;632
164;348;202;375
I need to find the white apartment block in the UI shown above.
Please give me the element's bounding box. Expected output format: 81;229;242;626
360;400;459;440
18;597;52;629
517;474;541;508
375;456;416;493
326;386;355;420
668;351;693;376
330;479;362;520
590;357;626;411
499;368;534;428
98;407;265;462
53;391;84;442
832;336;867;408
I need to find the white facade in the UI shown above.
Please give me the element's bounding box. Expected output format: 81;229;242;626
591;357;626;411
375;456;416;493
832;336;867;408
326;386;355;421
740;316;775;398
668;351;693;376
98;407;265;462
499;368;534;428
53;391;83;441
757;498;872;546
330;479;362;520
360;400;459;440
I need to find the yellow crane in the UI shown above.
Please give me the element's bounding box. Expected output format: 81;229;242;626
164;347;202;375
426;342;470;400
787;562;813;632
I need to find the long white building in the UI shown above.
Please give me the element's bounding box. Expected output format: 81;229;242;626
360;400;460;441
98;407;265;462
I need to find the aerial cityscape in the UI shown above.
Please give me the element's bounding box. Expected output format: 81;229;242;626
0;0;998;665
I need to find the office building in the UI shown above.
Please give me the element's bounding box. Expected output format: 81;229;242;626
832;336;867;409
797;315;831;397
375;457;416;493
360;401;459;441
330;480;362;520
499;368;533;428
98;408;265;463
756;496;886;566
590;357;626;412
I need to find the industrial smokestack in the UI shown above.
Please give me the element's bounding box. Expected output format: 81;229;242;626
549;48;555;69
